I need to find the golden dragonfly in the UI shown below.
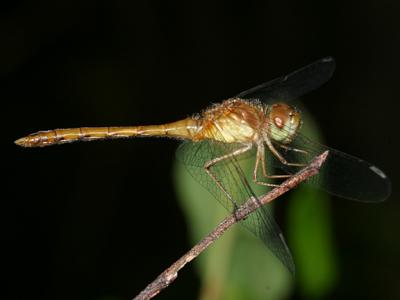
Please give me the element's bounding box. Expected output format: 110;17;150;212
15;57;390;273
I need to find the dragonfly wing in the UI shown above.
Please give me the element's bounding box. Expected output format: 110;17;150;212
235;57;335;103
176;140;245;212
242;205;295;274
271;134;391;202
176;140;295;273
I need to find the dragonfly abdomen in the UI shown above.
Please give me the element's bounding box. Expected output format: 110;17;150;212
15;118;201;147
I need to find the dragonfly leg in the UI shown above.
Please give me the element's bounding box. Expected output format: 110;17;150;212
279;144;309;155
204;144;253;210
253;143;291;187
265;137;306;167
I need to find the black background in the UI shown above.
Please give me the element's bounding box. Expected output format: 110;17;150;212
4;1;399;299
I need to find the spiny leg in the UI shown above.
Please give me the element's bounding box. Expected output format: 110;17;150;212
279;144;309;155
265;137;306;167
253;143;291;187
204;144;252;211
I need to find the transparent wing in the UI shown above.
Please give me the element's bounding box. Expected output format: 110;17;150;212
176;140;295;274
176;141;246;212
235;57;335;103
269;133;391;203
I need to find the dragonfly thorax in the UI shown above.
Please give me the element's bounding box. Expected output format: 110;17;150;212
265;103;301;144
195;99;264;143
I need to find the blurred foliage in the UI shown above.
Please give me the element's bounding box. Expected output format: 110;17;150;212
173;106;338;299
287;185;338;298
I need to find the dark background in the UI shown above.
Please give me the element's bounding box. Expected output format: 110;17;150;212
4;1;399;299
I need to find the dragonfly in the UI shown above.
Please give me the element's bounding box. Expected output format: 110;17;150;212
15;57;390;274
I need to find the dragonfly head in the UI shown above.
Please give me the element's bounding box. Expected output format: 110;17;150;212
265;103;302;144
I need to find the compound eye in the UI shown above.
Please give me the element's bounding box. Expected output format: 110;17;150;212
268;103;301;143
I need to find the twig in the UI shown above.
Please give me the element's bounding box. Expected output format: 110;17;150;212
133;151;329;300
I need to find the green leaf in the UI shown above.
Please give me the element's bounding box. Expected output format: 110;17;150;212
287;186;338;298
